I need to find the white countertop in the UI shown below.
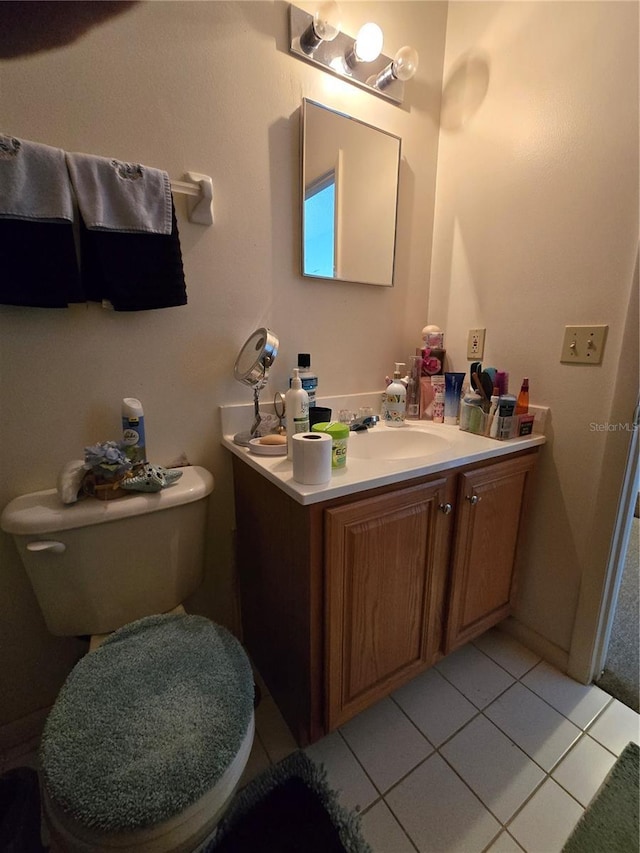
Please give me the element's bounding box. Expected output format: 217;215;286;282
221;396;546;505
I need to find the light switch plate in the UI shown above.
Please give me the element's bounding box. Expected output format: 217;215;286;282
467;328;486;359
560;325;608;364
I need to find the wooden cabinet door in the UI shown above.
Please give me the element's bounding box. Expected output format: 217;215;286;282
325;478;449;729
445;454;537;653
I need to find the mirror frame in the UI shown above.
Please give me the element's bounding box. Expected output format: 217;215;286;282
301;99;401;287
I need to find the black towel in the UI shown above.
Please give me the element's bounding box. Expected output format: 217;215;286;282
78;197;187;311
0;218;83;308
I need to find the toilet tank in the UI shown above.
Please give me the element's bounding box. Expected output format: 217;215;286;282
1;466;214;637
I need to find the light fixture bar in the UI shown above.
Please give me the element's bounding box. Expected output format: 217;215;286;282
288;5;406;106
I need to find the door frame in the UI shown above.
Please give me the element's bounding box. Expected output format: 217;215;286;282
586;398;639;682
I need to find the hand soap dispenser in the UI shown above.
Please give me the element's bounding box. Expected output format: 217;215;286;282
384;363;406;427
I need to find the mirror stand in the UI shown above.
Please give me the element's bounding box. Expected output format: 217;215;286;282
234;377;268;447
232;328;279;447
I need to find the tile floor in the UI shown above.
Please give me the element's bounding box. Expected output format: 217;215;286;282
248;628;640;853
2;628;638;853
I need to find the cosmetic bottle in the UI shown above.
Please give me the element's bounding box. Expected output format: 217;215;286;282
432;391;445;423
516;378;529;415
495;371;509;396
444;372;465;425
122;397;146;464
459;390;482;430
384;363;406;427
285;369;310;459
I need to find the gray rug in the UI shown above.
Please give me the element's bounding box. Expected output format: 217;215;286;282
597;517;639;712
562;742;639;853
207;751;371;853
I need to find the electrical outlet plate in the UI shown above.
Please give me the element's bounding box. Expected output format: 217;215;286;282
467;328;486;359
560;325;608;364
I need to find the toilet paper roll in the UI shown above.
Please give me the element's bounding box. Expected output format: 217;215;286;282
292;432;332;485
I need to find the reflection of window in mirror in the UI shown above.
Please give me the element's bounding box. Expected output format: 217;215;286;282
301;99;401;287
303;170;336;278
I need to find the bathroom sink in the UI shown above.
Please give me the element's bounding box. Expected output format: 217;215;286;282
348;427;451;460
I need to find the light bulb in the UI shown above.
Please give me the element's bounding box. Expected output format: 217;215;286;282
354;22;383;62
313;1;341;41
392;45;419;81
299;0;342;54
372;44;419;90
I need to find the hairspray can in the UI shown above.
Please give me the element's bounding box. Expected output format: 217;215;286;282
122;397;146;464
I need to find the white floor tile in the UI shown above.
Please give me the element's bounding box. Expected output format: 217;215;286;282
521;661;611;729
441;715;545;823
385;753;501;853
392;667;477;746
473;629;541;679
254;695;298;764
340;696;432;793
485;683;581;771
551;733;617;806
485;830;526;852
360;800;417;853
508;778;584;853
586;698;640;755
436;643;515;709
305;730;378;812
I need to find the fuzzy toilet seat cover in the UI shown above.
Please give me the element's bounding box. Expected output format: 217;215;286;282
40;613;254;833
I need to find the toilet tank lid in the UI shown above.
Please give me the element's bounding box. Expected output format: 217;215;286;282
1;466;214;535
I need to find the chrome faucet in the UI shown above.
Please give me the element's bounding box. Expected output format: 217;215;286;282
349;415;380;432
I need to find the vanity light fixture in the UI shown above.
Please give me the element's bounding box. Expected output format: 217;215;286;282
289;3;418;106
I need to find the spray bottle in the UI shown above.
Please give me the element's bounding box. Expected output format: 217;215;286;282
122;397;146;464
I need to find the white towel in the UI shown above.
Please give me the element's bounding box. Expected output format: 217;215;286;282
0;134;74;222
66;152;172;235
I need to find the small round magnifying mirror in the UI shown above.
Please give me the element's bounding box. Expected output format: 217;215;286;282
233;328;279;446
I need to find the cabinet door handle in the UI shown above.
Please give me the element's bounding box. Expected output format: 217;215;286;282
439;502;453;515
465;494;480;505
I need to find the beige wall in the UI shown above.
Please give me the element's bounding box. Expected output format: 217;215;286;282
0;1;447;735
429;2;638;674
1;0;637;742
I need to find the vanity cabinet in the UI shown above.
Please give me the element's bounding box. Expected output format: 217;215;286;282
324;477;454;729
445;453;537;654
231;447;538;746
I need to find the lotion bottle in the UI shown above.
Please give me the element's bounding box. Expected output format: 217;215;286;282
285;368;310;459
384;363;406;427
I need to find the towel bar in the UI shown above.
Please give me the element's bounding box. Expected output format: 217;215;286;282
170;172;213;226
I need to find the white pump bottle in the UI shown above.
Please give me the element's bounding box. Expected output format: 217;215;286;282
285;368;310;459
384;363;407;427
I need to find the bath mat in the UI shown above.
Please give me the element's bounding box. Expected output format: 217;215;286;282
40;614;254;832
0;766;47;852
562;741;639;853
207;750;372;853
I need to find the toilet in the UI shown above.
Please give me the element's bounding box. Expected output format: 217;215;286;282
1;466;255;853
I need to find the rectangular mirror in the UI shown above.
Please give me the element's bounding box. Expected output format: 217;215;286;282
301;99;401;287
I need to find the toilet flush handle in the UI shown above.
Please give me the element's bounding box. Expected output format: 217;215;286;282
26;540;66;554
